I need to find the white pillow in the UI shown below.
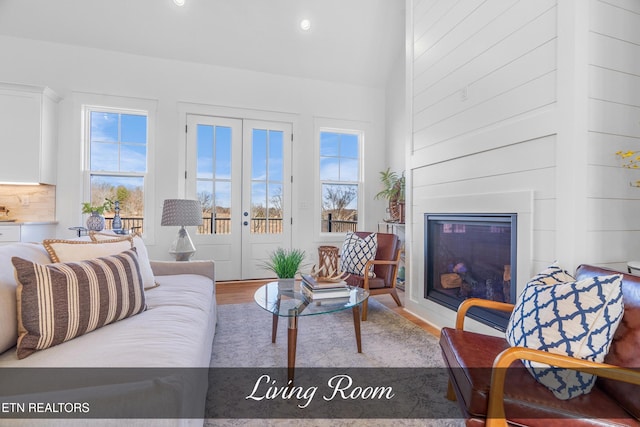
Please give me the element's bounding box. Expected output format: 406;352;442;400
340;232;378;277
89;232;157;290
506;264;624;399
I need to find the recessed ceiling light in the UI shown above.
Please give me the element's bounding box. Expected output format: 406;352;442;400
300;19;311;31
174;0;185;6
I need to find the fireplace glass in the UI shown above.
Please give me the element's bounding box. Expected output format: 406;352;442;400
424;213;517;330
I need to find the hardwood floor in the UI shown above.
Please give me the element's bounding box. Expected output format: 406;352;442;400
216;280;440;337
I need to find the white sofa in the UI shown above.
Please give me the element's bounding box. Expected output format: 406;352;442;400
0;240;217;426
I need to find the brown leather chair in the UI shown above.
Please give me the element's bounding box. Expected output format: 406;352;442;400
343;231;403;321
439;264;640;426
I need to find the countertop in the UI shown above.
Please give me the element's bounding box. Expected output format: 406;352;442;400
0;220;58;225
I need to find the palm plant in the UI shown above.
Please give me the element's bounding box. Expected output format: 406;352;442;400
261;248;307;278
375;168;405;222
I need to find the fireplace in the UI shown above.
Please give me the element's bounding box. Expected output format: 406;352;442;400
424;213;517;331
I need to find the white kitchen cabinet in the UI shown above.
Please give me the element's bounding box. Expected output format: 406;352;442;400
0;83;61;184
0;223;56;244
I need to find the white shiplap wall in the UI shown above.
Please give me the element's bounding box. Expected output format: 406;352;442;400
404;0;640;332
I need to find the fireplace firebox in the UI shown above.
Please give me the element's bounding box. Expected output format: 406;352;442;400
424;213;517;330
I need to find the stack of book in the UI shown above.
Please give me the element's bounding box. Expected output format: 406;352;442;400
300;274;351;300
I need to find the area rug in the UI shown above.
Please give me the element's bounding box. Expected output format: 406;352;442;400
205;298;464;426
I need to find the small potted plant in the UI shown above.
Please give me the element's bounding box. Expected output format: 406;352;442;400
374;168;405;223
261;248;306;286
81;199;113;232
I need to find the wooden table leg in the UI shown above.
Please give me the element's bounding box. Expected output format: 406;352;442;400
271;313;278;343
287;314;298;382
352;305;362;353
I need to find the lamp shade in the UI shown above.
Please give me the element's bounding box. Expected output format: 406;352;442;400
161;199;203;226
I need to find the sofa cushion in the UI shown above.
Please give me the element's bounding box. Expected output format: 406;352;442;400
340;231;377;277
12;248;146;359
89;231;157;290
0;243;51;354
506;266;624;400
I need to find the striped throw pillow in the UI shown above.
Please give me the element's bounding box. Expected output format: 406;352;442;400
12;248;146;359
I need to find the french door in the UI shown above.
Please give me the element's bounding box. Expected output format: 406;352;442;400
186;114;292;280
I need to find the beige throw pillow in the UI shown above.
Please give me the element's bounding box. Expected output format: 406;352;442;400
43;237;133;263
45;235;157;290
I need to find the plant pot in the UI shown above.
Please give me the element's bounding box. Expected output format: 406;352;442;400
277;278;296;290
86;211;105;232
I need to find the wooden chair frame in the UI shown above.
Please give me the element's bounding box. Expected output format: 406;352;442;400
360;248;403;321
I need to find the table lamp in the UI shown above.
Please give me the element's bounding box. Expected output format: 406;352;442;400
161;199;203;261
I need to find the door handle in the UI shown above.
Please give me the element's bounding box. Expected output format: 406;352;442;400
243;211;249;226
243;221;248;226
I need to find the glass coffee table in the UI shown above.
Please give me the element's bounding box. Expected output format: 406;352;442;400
254;280;369;381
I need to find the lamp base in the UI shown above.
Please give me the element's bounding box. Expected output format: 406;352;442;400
169;226;196;261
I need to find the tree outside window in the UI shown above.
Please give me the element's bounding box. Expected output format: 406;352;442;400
319;130;361;233
87;109;147;233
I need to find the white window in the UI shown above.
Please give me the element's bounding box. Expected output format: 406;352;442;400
84;105;151;234
319;129;362;233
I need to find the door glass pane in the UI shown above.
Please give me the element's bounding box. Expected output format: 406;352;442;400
215;127;232;179
252;129;267;180
196;124;233;235
251;128;284;235
268;183;283;234
197;181;214;234
251;182;267;234
215;181;231;235
268;131;283;181
197;125;214;179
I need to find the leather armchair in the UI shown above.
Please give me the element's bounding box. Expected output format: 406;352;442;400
343;231;403;321
439;264;640;426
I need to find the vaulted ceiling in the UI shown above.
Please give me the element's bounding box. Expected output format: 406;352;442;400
0;0;405;88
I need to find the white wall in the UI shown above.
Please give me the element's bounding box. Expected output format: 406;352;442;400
0;35;389;274
404;0;640;332
586;0;640;268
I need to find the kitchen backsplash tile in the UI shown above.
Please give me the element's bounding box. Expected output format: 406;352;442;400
0;184;55;222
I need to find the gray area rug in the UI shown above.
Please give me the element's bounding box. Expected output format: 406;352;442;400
206;298;464;426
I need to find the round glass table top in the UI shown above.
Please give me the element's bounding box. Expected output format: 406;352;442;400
254;280;369;317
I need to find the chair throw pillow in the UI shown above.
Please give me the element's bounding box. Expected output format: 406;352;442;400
505;264;624;400
340;232;378;277
12;248;146;359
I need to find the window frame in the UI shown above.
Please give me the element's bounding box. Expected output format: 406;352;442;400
317;125;364;237
81;95;156;242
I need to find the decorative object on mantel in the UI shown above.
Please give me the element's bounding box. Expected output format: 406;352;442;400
374;168;405;223
160;199;203;261
81;199;113;232
616;150;640;186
